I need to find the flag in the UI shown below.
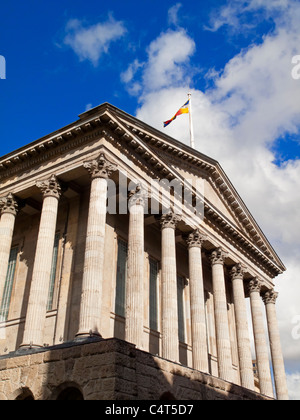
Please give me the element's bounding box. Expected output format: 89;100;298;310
163;99;190;128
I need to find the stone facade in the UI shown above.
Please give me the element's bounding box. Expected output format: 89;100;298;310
0;103;288;400
0;338;271;401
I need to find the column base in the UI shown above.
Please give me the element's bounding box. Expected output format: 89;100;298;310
17;343;44;355
74;331;102;343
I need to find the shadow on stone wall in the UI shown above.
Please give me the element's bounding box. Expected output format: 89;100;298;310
0;338;270;401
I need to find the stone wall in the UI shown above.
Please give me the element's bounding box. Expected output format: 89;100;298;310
0;338;270;401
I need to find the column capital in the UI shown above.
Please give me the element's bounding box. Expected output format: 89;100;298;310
36;175;62;200
160;209;181;230
263;290;278;305
248;278;262;294
83;153;117;180
210;247;227;266
187;229;207;249
230;263;245;281
128;184;148;209
0;193;19;216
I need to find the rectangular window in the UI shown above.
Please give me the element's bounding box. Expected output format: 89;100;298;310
115;239;128;317
177;275;186;343
47;233;60;311
149;258;159;331
0;247;18;321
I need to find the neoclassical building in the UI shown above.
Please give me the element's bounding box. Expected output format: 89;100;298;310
0;103;288;400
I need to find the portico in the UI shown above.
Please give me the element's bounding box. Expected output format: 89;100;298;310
0;102;288;400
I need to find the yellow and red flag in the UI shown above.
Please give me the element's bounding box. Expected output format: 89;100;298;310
163;99;190;128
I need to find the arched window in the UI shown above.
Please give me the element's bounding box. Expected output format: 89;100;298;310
14;388;34;400
56;387;84;401
159;391;176;400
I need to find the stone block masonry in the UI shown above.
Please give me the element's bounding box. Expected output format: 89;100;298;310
0;338;271;400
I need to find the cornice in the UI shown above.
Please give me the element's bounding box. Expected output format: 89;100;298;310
0;123;104;179
117;118;285;274
0;103;285;277
100;117;284;277
123;125;269;252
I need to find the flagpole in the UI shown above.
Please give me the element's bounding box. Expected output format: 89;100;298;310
188;92;195;149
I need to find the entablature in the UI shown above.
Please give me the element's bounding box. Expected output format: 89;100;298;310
0;104;285;280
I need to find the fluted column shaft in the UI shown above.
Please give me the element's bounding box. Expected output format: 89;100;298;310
187;230;209;373
21;175;62;348
230;264;255;390
263;290;289;400
76;153;117;338
125;185;147;349
210;248;233;383
248;279;274;398
0;194;19;311
160;210;181;363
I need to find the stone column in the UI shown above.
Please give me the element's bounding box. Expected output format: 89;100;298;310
21;175;62;348
76;153;117;339
0;194;19;309
263;290;289;400
160;210;181;363
248;279;274;398
125;185;147;349
230;264;255;390
210;248;233;383
187;229;209;373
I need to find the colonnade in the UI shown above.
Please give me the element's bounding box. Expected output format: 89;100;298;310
0;154;289;400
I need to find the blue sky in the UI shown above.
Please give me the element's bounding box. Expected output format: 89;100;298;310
1;0;300;398
1;0;298;159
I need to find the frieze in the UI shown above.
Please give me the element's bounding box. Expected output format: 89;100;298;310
0;126;104;181
204;207;281;278
101;128;159;181
0;111;284;279
129;125;269;258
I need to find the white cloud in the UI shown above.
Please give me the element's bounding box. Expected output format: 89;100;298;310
85;103;93;112
120;59;143;84
286;372;300;400
205;0;292;33
64;15;126;66
130;0;300;399
246;0;290;12
205;2;241;32
168;3;182;26
143;29;195;92
122;29;196;96
120;59;144;95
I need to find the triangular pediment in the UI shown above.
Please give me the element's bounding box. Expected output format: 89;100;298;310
0;102;285;276
97;104;285;274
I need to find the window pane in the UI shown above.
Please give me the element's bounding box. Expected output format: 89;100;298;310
47;233;60;311
0;247;18;321
177;275;185;343
149;258;158;331
115;239;128;317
